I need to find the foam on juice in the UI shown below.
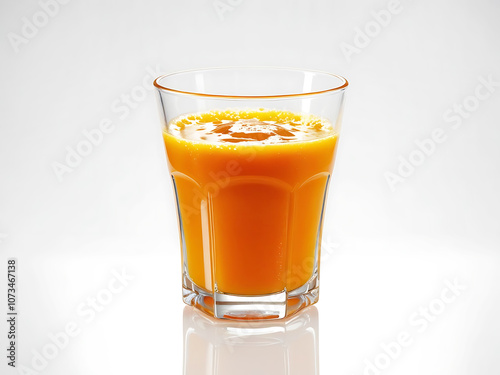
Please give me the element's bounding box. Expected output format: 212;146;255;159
167;109;335;145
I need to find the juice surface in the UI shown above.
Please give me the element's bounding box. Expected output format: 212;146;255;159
163;109;338;295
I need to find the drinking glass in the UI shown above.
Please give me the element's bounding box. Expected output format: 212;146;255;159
154;67;348;320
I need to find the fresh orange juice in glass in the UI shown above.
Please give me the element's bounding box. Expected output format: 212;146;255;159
155;68;347;320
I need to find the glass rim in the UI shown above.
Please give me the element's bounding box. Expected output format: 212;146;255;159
153;67;348;99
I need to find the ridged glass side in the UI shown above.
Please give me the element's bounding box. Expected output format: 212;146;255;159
172;172;330;320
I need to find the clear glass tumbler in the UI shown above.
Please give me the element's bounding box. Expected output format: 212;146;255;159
154;67;348;320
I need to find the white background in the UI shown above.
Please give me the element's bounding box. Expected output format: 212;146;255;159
1;0;499;374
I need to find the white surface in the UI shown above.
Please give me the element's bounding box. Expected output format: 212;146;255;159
0;0;499;374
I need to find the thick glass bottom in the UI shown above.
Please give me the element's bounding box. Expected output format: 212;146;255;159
182;271;319;320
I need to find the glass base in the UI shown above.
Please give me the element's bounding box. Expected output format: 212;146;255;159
182;273;319;320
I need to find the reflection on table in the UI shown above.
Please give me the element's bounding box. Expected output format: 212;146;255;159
183;305;319;375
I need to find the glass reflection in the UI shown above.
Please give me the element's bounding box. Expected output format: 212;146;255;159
183;306;319;375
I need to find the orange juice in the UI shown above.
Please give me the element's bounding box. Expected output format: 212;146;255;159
163;109;338;296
